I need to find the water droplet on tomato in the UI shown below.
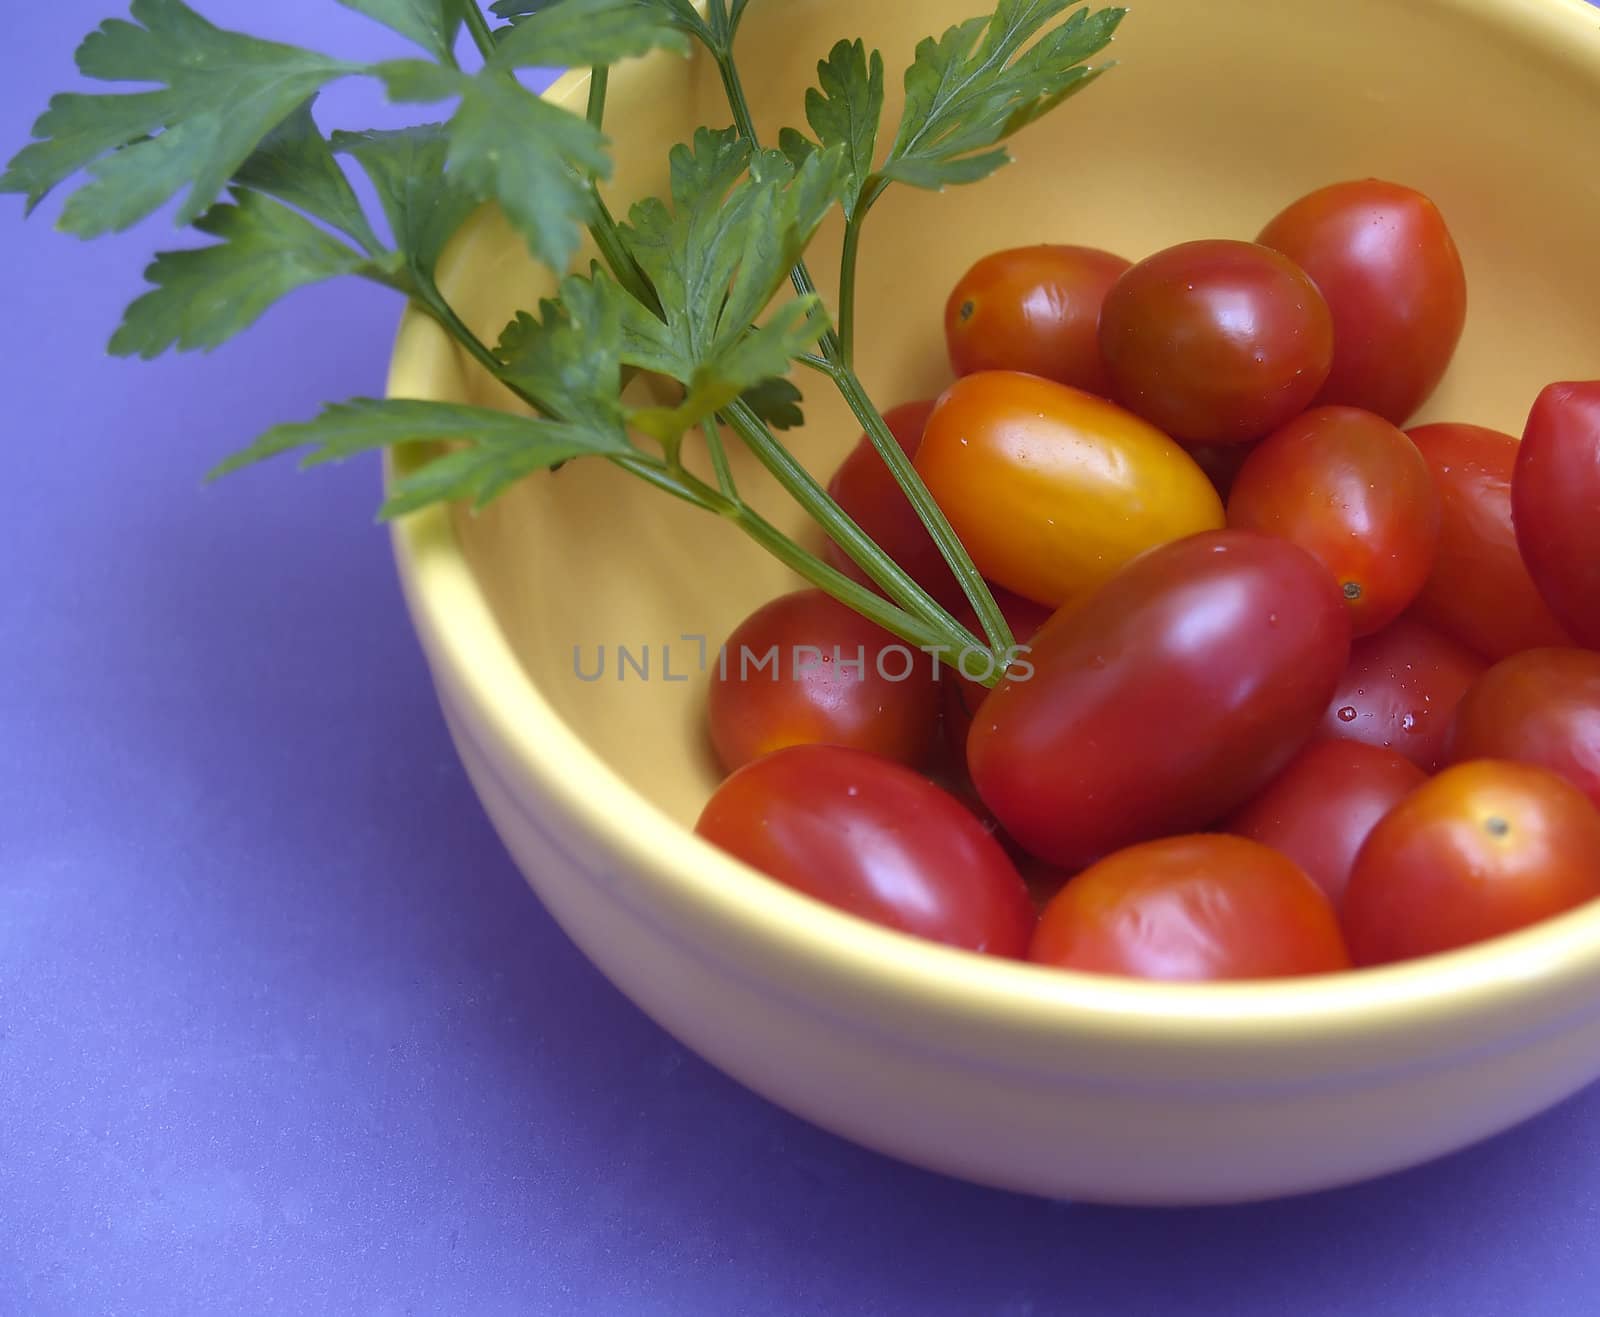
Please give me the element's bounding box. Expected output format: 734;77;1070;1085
1337;706;1358;723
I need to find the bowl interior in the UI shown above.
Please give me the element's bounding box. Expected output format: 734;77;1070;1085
420;0;1600;831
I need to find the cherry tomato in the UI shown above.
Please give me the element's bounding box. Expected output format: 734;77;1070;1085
823;400;964;609
1257;180;1467;425
1514;381;1600;648
1343;760;1600;965
707;589;940;773
1030;835;1350;981
942;587;1055;755
1227;406;1440;635
944;244;1130;394
1408;422;1574;660
696;744;1036;955
1185;442;1254;501
915;371;1224;607
969;530;1352;870
1320;615;1484;771
1447;648;1600;809
1098;239;1333;446
1227;739;1426;906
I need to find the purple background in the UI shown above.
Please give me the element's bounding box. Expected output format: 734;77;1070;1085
5;3;1599;1313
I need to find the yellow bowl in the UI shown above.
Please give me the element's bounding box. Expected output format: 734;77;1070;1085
385;0;1600;1203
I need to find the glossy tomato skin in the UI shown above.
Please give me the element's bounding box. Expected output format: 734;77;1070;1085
1098;239;1334;446
1514;382;1600;647
1227;739;1426;906
1030;835;1350;981
944;244;1131;394
708;589;940;774
968;530;1352;870
1227;406;1441;635
823;400;964;610
1408;422;1574;660
942;587;1055;755
1447;648;1600;809
915;371;1224;607
696;744;1036;956
1258;180;1467;425
1343;760;1600;965
1320;616;1484;771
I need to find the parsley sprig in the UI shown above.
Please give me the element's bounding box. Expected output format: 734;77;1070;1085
5;0;1126;679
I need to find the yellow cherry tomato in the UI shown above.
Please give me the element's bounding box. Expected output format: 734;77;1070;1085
914;371;1225;606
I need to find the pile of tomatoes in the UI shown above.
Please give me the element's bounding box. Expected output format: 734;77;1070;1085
695;179;1600;982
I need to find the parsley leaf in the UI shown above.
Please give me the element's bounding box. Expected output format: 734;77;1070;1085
778;39;883;221
332;124;480;287
234;100;382;256
738;378;805;431
0;0;358;234
377;59;608;271
609;128;845;437
491;0;692;68
782;4;1123;211
211;398;634;518
491;0;711;45
109;189;371;359
495;272;630;438
882;2;1124;190
335;0;464;65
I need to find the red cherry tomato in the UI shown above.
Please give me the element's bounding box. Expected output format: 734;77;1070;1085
1030;835;1350;981
969;530;1352;870
1343;760;1600;965
1227;739;1426;906
1514;381;1600;648
1257;180;1467;425
708;589;940;773
1098;239;1333;446
1320;615;1485;771
823;400;964;610
942;587;1055;755
944;244;1131;394
1447;648;1600;810
696;745;1036;955
1227;406;1441;635
915;371;1224;607
1408;422;1574;660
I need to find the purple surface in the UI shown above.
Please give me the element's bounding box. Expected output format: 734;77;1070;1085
4;2;1600;1313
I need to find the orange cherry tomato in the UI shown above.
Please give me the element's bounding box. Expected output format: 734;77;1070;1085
1343;761;1600;965
1228;406;1440;635
1408;422;1575;661
915;370;1224;607
944;244;1130;395
1030;835;1350;982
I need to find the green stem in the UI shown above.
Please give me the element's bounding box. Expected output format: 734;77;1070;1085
701;417;737;497
830;363;1015;653
414;265;994;675
586;65;609;128
837;216;864;369
461;3;496;59
580;67;664;317
722;400;985;654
